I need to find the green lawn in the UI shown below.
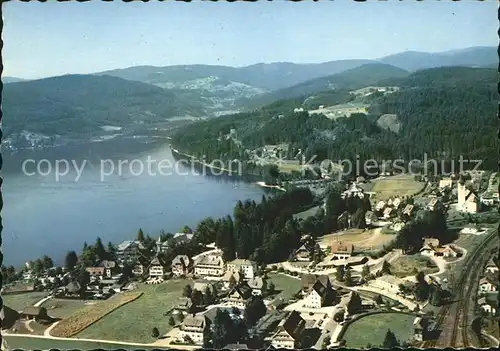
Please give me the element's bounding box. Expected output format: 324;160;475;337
2;292;47;311
343;313;416;348
75;279;188;343
41;298;90;319
267;273;302;301
390;254;440;278
3;336;158;351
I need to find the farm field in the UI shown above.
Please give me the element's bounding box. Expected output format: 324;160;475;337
343;312;416;348
267;273;302;302
3;336;156;351
2;292;47;312
76;279;188;343
51;291;142;338
319;228;395;251
41;298;90;319
364;175;426;201
390;254;439;278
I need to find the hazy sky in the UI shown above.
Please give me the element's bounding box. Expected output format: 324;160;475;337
2;0;497;79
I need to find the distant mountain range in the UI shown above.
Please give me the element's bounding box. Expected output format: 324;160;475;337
1;74;206;149
238;63;410;108
95;46;496;112
1;46;496;150
2;76;27;83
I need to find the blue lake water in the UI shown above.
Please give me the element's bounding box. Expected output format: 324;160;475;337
0;138;264;267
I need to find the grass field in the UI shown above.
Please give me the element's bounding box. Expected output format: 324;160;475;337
319;228;395;250
267;273;302;301
390;255;439;278
343;312;416;348
367;175;426;201
51;291;142;338
278;161;303;173
2;292;47;311
42;298;91;319
76;280;188;343
3;336;156;351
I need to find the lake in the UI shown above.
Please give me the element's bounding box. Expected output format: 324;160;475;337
0;137;265;267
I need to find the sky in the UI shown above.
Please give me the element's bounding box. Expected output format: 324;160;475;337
2;0;498;79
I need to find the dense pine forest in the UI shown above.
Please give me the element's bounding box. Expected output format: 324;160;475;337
172;67;498;173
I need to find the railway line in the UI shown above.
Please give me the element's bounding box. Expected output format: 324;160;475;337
422;229;498;348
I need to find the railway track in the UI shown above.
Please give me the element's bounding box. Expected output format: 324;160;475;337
422;230;498;348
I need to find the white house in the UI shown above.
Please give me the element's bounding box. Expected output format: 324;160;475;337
375;200;387;212
226;259;256;280
177;315;210;345
171;255;191;277
247;276;265;296
226;283;253;308
439;178;453;189
478;296;497;315
330;242;354;260
457;183;480;213
148;256;166;280
302;280;332;309
370;275;406;295
485;258;499;274
478;277;497;292
194;254;225;277
117;240;145;263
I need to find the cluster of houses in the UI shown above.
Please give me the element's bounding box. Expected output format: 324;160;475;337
477;256;498;316
419;238;462;259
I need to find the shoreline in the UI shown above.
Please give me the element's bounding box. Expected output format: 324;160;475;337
170;145;241;175
255;181;287;192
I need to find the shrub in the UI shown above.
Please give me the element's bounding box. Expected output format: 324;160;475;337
152;327;160;338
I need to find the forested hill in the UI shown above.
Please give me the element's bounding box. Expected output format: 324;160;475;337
1;74;207;138
173;66;498;171
238;63;409;108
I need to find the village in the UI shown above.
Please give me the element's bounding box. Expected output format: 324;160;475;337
1;170;499;350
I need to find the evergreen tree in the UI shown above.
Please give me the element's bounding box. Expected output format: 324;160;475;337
336;265;345;282
137;228;145;242
64;250;78;272
382;329;399;348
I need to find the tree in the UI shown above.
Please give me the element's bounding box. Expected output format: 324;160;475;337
191;289;203;307
374;294;384;305
335;265;345;282
244;296;267;327
333;311;344;322
41;255;54;270
346;292;362;315
203;285;214;305
65;251;78;272
351;208;367;229
344;267;354;286
94;237;107;262
267;281;276;295
382;329;399;348
228;274;237;289
107;242;117;260
381;260;391;275
183;284;193;298
151;327;160;338
137;228;145;243
168;316;176;326
32;259;44;275
177;313;184;323
361;265;370;282
414;271;430;301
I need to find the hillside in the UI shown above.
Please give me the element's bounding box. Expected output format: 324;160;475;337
238;63;409;108
172;66;498;172
2;76;27;83
378;46;497;72
1;74;206;147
